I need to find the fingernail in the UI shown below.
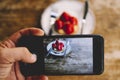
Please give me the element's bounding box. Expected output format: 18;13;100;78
31;54;37;62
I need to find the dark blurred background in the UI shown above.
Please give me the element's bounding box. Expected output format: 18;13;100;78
0;0;120;80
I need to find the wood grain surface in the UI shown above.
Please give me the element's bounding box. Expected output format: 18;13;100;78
0;0;120;80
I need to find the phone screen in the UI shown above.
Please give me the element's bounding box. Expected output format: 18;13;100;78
43;37;93;75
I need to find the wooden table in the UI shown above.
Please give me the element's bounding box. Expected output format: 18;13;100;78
0;0;120;80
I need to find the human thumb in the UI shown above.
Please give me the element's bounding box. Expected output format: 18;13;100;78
0;47;37;79
0;47;37;64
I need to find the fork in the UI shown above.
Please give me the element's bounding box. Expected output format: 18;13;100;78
64;41;69;57
46;48;52;57
49;7;58;35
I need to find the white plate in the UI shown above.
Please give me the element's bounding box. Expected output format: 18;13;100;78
47;40;71;56
41;0;95;35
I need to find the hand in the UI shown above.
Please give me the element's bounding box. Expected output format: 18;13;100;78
0;28;48;80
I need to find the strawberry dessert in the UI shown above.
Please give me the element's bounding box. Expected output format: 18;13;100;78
54;12;79;35
52;39;64;52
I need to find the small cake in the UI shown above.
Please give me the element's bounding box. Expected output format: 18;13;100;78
52;40;64;52
54;12;79;35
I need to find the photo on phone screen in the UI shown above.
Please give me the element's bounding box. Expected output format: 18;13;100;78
43;37;93;75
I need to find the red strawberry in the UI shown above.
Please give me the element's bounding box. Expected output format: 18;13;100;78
54;19;63;30
57;45;63;51
60;12;71;22
55;40;59;45
59;42;64;47
63;23;74;34
52;43;56;48
69;17;78;25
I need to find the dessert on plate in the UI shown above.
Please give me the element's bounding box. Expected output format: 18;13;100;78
54;12;79;35
52;39;64;52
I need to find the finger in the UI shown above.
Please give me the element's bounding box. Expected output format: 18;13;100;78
0;47;37;63
14;62;25;80
6;64;17;80
26;76;32;80
40;75;48;80
28;75;48;80
0;39;15;48
9;28;44;44
32;76;41;80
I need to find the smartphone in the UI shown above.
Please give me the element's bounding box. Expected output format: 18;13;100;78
17;35;104;76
